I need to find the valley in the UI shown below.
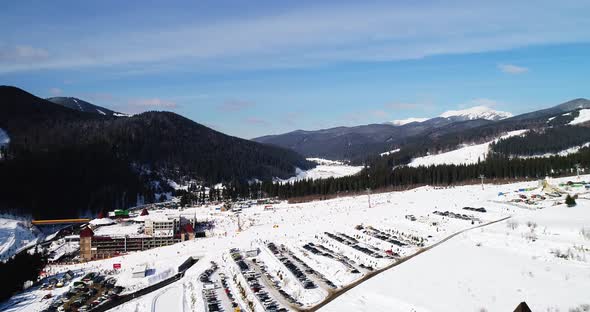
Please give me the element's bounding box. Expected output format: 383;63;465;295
2;175;589;312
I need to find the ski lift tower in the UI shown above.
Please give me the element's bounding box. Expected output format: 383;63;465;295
479;174;485;190
575;164;582;180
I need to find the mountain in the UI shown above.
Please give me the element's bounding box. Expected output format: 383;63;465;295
254;109;498;161
509;98;590;121
391;117;429;126
46;96;124;116
254;101;588;162
0;86;314;218
439;106;512;121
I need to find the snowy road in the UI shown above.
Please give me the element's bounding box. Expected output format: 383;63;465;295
151;285;183;312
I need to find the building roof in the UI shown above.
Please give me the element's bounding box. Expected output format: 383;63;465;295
182;223;194;234
80;227;94;238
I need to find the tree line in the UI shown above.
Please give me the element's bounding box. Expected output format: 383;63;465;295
0;249;46;302
221;147;590;201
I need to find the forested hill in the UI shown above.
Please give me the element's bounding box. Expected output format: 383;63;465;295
46;96;121;116
0;86;314;218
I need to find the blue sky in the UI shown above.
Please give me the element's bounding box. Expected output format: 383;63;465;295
1;1;590;138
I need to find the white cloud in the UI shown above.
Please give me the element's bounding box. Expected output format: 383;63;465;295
1;1;589;73
49;87;62;96
218;99;255;112
498;64;529;74
0;45;49;63
127;98;177;109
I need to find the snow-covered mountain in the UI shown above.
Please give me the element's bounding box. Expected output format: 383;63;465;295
439;106;512;121
390;117;429;126
46;96;123;117
390;106;511;127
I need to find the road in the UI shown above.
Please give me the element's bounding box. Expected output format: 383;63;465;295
151;285;183;312
300;216;511;312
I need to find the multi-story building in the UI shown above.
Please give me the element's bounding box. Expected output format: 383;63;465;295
79;215;197;261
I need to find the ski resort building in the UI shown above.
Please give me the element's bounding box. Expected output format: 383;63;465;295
79;215;198;261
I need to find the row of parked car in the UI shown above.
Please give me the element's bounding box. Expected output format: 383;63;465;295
324;232;388;260
303;242;361;273
200;262;223;312
231;249;287;312
252;258;302;306
267;243;317;290
287;251;337;289
219;272;241;311
358;226;409;248
433;210;478;221
44;273;122;312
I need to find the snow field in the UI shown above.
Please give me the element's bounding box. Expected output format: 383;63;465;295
570;109;590;125
408;129;527;167
5;174;590;312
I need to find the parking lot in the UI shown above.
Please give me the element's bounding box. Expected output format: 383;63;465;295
43;272;122;312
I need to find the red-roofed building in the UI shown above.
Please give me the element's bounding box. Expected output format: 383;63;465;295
140;208;149;216
181;223;195;241
79;227;94;261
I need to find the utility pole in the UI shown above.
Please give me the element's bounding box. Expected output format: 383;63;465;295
479;174;485;190
237;213;242;232
367;173;371;208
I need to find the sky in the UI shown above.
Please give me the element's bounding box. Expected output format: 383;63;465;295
1;1;590;139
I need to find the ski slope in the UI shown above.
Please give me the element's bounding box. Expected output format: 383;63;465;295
0;218;40;261
408;130;527;167
281;158;363;183
570;109;590;125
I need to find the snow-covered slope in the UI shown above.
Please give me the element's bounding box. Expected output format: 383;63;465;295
408;130;527;167
323;189;590;312
440;105;513;121
280;158;363;183
380;148;400;156
570;109;590;125
0;218;41;261
390;117;428;126
5;174;590;312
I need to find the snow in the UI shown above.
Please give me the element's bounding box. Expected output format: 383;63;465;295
0;128;9;145
520;142;590;159
114;112;130;117
408;130;527;167
391;118;428;126
569;109;590;125
0;218;40;261
4;174;590;312
93;222;144;237
440;105;512;120
72;98;83;111
89;217;116;226
324;183;590;312
96;109;106;115
380;148;400;156
281;158;363;183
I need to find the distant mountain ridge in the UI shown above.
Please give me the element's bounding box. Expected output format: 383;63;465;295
254;99;590;162
46;96;124;117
